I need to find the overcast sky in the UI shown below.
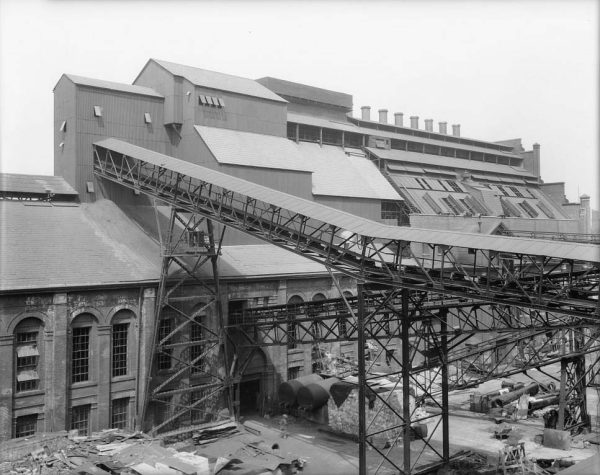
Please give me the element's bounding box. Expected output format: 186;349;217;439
1;0;597;208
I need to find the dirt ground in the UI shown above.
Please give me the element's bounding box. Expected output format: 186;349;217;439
242;365;600;474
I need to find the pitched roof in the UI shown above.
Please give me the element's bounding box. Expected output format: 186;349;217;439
297;143;400;200
257;77;352;109
94;139;600;262
58;74;164;98
0;173;78;196
150;59;286;102
0;198;330;292
0;199;160;291
194;126;400;200
195;125;312;172
367;148;536;179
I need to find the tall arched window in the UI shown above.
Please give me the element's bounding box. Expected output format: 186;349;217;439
287;296;303;349
71;313;97;384
14;317;44;393
111;309;135;378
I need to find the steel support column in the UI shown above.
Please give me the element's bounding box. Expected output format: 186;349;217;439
402;288;411;475
357;282;367;475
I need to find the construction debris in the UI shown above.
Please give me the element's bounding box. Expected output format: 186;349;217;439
0;422;305;475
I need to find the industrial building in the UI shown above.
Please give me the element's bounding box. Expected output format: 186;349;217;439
1;58;598;473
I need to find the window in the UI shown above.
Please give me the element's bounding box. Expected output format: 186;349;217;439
395;189;421;214
518;200;539;218
464;195;489;215
537;201;556;219
287;366;301;380
72;327;90;383
416;178;433;190
499;198;521;217
199;95;224;108
509;186;524;198
112;323;128;377
86;181;95;193
59;120;67;132
71;405;91;436
446;180;463;193
15;414;37;438
437;180;450;191
111;398;129;429
190;316;205;375
441;195;465;215
144;112;152;124
15;326;41;393
93;106;103;117
423;192;444;214
496;185;510;197
157;318;173;370
287;296;303;350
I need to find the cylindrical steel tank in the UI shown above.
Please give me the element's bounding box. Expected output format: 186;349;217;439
278;373;323;406
528;393;559;411
491;382;539;408
297;377;341;410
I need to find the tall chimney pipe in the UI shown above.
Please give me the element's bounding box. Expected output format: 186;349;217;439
361;106;371;121
452;124;461;137
424;119;433;132
438;122;447;134
378;109;388;124
394;112;404;127
410;116;419;129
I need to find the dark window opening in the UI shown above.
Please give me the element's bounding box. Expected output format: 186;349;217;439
518;200;539;218
71;405;91;436
298;124;320;142
111;398;129;429
112;323;128;377
287;123;297;140
72;327;90;383
287;366;301;380
446;180;462;193
322;128;342;145
344;132;363;148
381;200;411;226
509;186;524;198
407;141;424;153
190;316;205;374
424;144;439;155
15;414;37;438
390;139;407;150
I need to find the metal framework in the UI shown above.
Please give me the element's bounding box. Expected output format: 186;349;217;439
140;205;232;435
93;143;600;473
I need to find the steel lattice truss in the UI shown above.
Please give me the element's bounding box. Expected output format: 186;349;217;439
93;144;600;473
140;207;232;435
92;145;599;318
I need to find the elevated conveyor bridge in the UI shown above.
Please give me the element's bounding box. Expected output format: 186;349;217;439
93;139;600;474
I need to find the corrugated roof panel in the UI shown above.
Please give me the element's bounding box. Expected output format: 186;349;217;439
0;173;78;195
367;148;536;179
63;74;163;98
152;59;286;103
93;139;600;262
258;77;353;109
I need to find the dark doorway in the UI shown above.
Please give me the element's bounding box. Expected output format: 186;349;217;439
238;379;260;415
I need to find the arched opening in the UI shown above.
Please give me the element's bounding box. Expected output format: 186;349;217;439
286;296;304;349
111;309;135;379
14;317;44;394
71;313;97;385
312;293;326;302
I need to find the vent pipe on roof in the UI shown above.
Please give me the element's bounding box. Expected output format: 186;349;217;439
439;122;447;134
452;124;461;137
394;112;404;127
378;109;388;124
410;116;419;129
424;119;433;132
361;106;371;121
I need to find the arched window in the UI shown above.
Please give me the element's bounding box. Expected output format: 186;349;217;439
111;309;135;378
71;313;97;384
312;293;326;302
286;296;304;349
343;291;353;299
14;317;44;393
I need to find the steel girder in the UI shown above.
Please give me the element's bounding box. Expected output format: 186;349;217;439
141;206;232;435
92;145;600;318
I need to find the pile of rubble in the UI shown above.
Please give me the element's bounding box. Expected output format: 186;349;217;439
0;419;305;475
